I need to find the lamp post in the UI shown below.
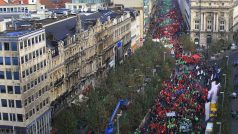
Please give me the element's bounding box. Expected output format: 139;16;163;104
117;113;122;134
222;73;227;88
216;122;222;134
220;91;225;116
163;52;167;62
225;55;229;67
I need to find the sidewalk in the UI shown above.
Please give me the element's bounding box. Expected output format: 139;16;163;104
228;50;238;134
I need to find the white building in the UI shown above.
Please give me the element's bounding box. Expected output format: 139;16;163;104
0;29;51;134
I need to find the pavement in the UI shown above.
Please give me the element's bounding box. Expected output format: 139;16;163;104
226;50;238;134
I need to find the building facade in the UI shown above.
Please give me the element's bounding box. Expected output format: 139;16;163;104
178;0;235;47
0;29;51;134
0;8;134;134
65;0;110;13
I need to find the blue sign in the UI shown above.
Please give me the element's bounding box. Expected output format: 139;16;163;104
117;41;122;48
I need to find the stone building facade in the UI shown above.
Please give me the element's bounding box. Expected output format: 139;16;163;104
178;0;235;47
0;8;133;134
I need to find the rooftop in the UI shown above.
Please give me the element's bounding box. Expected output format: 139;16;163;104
0;29;42;37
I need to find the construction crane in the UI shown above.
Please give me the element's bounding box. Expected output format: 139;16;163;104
104;99;129;134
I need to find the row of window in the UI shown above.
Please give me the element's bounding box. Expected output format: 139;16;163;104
0;57;18;65
0;42;17;51
194;20;225;31
1;99;22;108
22;74;47;93
24;86;48;106
25;98;49;120
0;71;19;80
114;23;130;38
0;85;21;94
22;60;47;79
20;34;45;50
0;112;23;122
21;47;46;64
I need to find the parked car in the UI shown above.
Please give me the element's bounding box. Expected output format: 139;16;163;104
230;43;237;50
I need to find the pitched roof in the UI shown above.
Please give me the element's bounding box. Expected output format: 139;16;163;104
0;0;7;5
11;0;28;4
39;0;71;9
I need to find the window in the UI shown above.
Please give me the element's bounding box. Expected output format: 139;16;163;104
27;83;30;90
26;69;29;76
39;35;42;42
28;97;31;104
0;85;6;93
31;38;34;45
0;43;2;50
6;71;12;80
40;62;43;68
36;50;39;57
29;53;32;60
31;81;34;88
24;99;27;106
3;113;8;121
27;39;31;47
40;49;43;55
25;113;28;120
39;90;41;96
13;72;19;80
15;86;21;94
220;20;225;31
12;57;18;65
1;99;7;107
24;40;27;48
11;42;17;51
36;105;39;111
8;100;14;107
5;57;11;65
17;114;23;122
195;20;199;30
9;113;16;121
21;57;24;64
7;86;13;94
207;35;212;44
37;63;40;70
30;67;32;74
20;42;23;49
42;34;45;40
16;100;22;108
33;51;35;58
22;71;25;78
25;55;28;62
35;36;38;43
0;71;5;79
0;57;3;65
207;20;212;31
34;65;36;72
23;85;26;92
4;42;10;50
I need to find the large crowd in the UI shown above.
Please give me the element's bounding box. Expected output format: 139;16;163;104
135;0;223;133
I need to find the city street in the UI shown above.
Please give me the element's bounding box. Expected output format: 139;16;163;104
226;50;238;134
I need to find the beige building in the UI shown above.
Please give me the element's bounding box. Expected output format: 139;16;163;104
0;7;133;133
113;0;144;39
178;0;235;47
0;29;51;134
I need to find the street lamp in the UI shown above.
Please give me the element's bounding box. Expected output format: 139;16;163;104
222;74;227;88
225;55;229;67
117;113;122;134
220;91;225;116
163;52;167;62
216;122;222;134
